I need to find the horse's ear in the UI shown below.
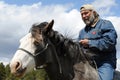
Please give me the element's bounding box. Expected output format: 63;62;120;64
44;19;54;33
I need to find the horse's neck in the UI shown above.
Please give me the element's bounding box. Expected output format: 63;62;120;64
45;43;62;71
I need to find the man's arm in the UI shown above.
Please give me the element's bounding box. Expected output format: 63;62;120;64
83;21;117;52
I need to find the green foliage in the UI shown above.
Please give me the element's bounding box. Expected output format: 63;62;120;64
0;63;6;80
21;69;48;80
0;62;48;80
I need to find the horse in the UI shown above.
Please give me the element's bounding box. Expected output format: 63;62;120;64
10;20;98;80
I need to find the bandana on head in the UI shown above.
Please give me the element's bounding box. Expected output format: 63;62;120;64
80;4;95;12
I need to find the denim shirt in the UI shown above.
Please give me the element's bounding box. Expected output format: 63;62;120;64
78;19;117;68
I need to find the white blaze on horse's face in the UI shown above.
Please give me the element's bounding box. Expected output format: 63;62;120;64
10;33;36;77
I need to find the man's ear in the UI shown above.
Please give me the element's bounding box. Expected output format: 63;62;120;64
93;11;99;17
44;19;54;33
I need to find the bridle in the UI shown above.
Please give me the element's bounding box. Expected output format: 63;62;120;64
18;43;48;57
18;37;62;73
18;43;48;69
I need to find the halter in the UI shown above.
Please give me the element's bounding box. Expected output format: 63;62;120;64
18;43;48;69
18;40;62;73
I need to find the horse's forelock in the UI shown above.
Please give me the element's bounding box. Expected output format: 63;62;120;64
30;22;48;42
30;26;41;44
32;22;48;29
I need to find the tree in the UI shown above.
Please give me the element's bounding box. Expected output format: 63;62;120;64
0;63;6;80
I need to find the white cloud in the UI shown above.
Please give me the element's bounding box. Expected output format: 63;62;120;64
0;1;75;36
117;59;120;71
92;0;117;16
0;57;10;66
106;16;120;35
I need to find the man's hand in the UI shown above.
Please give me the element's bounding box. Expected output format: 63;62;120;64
79;39;89;47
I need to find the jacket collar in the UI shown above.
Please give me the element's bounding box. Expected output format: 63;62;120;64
91;17;99;27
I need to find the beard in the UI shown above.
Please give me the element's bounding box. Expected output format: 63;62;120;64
83;12;95;26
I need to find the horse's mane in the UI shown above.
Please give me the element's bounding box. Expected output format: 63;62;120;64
57;32;95;59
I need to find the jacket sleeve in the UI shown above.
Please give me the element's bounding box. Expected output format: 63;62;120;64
88;20;117;52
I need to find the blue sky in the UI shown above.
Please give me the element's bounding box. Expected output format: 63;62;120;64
0;0;120;71
2;0;90;6
2;0;120;17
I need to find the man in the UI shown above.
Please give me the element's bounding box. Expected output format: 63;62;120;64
78;4;117;80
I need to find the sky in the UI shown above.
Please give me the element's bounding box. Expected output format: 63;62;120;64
0;0;120;71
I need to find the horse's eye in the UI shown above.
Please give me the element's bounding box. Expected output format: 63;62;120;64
34;41;39;46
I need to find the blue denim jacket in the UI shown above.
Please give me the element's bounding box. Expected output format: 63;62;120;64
78;19;117;68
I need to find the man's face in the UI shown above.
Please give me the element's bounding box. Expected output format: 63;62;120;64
80;10;95;25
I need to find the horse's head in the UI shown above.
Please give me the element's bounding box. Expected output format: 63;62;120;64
10;20;54;77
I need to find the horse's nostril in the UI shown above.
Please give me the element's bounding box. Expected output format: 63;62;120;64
15;62;21;71
16;62;20;69
10;61;26;77
10;61;22;74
